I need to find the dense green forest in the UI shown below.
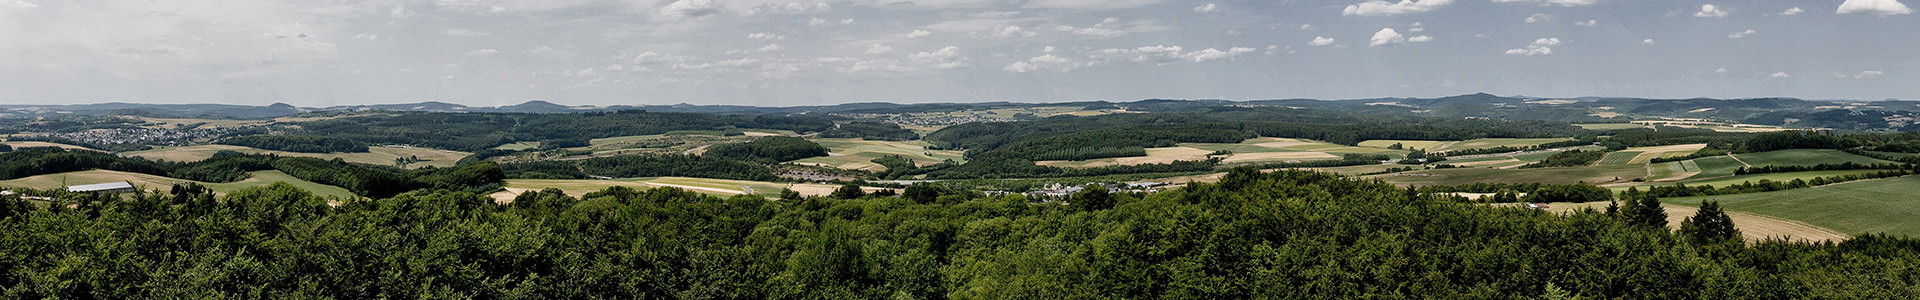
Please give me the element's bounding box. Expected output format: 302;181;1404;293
282;111;835;151
5;169;1920;298
818;121;920;141
217;135;370;153
702;137;831;163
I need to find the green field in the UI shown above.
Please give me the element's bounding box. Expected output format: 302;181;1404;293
792;138;966;171
1663;176;1920;236
1735;149;1897;167
0;170;356;199
203;171;358;199
1357;138;1573;153
1597;151;1642;166
1369;164;1647;186
1618;170;1889;192
124;145;471;169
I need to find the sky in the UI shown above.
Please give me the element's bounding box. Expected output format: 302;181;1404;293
0;0;1915;107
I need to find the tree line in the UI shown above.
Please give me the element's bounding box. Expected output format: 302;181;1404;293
818;121;920;141
217;135;370;153
283;110;836;152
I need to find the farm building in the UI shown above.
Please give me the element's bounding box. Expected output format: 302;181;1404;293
66;181;136;194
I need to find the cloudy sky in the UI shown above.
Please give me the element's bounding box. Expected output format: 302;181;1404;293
1;0;1915;107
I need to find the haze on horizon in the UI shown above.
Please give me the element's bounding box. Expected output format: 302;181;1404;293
2;0;1915;107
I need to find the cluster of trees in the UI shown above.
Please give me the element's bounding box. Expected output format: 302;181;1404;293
1237;154;1390;169
1735;162;1912;175
1743;130;1853;152
818;122;920;141
920;156;1218;179
166;152;504;198
1029;146;1147;161
503;154;781;182
701;136;830;163
1521;150;1608;168
285;111;836;151
0;147;169;180
1414;182;1614;203
9;168;1920;297
1638;169;1915;198
1429;138;1597;157
0;144;10;152
0;148;501;198
217;135;370;153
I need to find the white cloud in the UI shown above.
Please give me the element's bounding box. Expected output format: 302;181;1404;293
1369;28;1407;47
1491;0;1600;6
757;44;786;52
445;28;491;36
1525;13;1553;23
1770;71;1791;78
1728;29;1756;38
907;29;933;38
1;0;37;8
842;18;856;25
1310;36;1336;46
1694;4;1729;17
1344;0;1455;16
1715;68;1729;74
866;44;894;54
1409;35;1434;43
740;2;830;16
661;0;721;19
808;18;828;26
747;33;786;40
1838;0;1913;15
1642;39;1657;45
1194;3;1219;13
1504;37;1560;55
464;49;499;57
1181;47;1256;62
1004;54;1082;73
1574;20;1597;26
1023;0;1165;9
909;46;967;69
1782;7;1805;15
992;25;1039;38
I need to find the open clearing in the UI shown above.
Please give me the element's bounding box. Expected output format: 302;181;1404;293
123;145;470;169
1038;147;1218;168
791;138;967;171
1541;202;1847;243
1661;176;1920;237
0;170;356;199
1357;138;1573;153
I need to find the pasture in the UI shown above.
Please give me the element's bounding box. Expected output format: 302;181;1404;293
1042;137;1396;169
1597;144;1707;166
123;145;471;169
1662;176;1920;237
792;138;967;171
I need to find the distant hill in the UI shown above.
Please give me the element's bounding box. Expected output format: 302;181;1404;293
4;95;1918;131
